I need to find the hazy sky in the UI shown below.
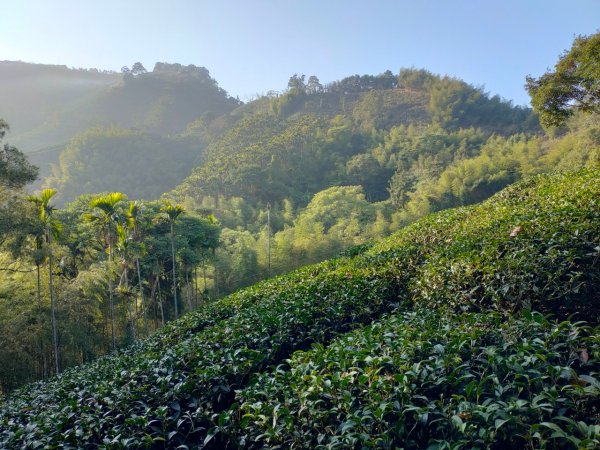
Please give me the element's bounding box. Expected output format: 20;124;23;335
2;0;598;105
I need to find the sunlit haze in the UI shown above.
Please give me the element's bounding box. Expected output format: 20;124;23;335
3;0;598;105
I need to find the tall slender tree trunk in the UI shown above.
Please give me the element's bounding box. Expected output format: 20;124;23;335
185;269;193;311
47;230;60;375
122;267;136;341
214;266;219;298
36;262;41;309
107;232;116;351
36;259;46;381
102;312;108;352
157;280;165;328
267;205;271;278
149;275;159;331
137;258;149;336
170;222;178;320
203;263;208;299
194;265;198;309
134;286;138;318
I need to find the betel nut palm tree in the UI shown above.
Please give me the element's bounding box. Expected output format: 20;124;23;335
27;188;61;374
86;192;127;351
160;201;185;320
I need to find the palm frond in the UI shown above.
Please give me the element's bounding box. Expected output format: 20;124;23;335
27;189;58;221
40;189;57;205
127;201;140;229
160;201;185;221
90;192;127;213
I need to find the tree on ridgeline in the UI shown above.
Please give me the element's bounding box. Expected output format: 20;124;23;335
526;31;600;127
131;62;147;76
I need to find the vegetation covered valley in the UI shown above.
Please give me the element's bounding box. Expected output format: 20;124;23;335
0;31;599;448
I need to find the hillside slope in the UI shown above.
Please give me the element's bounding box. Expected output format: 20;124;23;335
0;61;239;153
0;61;243;200
1;65;541;209
0;61;119;150
44;127;203;204
1;167;598;448
172;69;539;211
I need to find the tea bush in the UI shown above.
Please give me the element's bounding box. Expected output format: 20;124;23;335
237;310;600;449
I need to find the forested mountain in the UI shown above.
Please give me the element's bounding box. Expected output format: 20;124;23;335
0;62;542;205
0;61;239;153
173;68;539;210
45;128;202;204
59;62;240;140
0;61;241;199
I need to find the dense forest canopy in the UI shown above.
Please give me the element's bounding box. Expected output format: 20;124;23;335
45;127;203;205
172;68;540;208
0;120;38;189
0;63;542;205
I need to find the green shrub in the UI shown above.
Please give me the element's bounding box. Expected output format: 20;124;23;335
237;310;600;449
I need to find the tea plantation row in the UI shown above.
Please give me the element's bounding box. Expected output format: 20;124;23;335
0;167;598;448
236;311;600;449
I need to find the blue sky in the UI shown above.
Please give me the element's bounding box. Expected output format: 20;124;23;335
2;0;598;105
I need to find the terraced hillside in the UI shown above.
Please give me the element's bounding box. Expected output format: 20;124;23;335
0;167;598;448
